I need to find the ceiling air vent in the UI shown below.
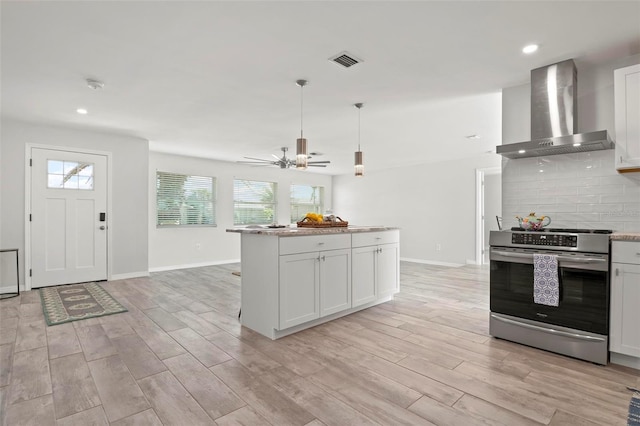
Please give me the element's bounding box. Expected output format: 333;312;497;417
329;51;362;68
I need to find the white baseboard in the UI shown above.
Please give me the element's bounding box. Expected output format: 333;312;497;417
400;257;465;268
610;352;640;370
0;285;20;294
149;259;240;273
110;271;150;281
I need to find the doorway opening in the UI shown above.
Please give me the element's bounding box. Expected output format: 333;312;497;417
475;167;501;265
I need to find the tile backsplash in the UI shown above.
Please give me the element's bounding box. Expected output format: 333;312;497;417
502;150;640;232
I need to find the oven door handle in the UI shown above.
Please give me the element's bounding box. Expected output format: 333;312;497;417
491;250;607;264
490;314;606;342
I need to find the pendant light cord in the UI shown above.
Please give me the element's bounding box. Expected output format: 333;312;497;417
358;107;361;151
300;84;304;139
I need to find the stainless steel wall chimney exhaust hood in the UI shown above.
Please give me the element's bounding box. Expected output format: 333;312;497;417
497;59;614;159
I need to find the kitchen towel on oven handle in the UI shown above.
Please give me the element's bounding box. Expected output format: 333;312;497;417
533;253;560;307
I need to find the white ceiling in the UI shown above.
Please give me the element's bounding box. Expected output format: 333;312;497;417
2;1;639;175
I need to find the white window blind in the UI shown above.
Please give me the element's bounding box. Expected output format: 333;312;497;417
233;179;277;225
290;184;324;223
156;172;216;227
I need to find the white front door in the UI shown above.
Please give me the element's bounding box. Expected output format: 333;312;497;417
31;148;108;287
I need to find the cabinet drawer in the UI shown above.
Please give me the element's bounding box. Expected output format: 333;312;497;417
279;234;351;255
352;230;399;248
612;241;640;265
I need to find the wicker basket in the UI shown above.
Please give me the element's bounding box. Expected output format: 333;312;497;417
297;216;348;228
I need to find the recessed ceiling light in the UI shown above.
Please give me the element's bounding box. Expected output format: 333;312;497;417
466;134;480;139
522;44;538;54
518;149;526;154
573;143;581;147
76;108;88;114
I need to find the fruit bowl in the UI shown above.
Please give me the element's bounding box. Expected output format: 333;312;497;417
516;213;551;231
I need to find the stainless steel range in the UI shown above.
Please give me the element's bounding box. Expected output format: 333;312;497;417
489;228;612;364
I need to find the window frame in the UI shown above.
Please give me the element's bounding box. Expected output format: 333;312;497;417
156;171;217;228
290;184;324;224
233;179;278;226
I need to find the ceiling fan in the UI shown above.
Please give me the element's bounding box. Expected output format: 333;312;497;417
238;147;330;169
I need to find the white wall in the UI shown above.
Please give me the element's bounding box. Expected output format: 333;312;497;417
0;119;149;286
501;55;640;232
149;151;332;271
333;154;501;266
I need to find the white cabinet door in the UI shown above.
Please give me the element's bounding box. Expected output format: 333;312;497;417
352;246;377;307
615;64;640;172
279;252;319;329
610;262;640;357
377;243;399;300
320;249;351;316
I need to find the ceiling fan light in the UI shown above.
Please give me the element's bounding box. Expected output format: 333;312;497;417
296;138;308;169
354;151;364;177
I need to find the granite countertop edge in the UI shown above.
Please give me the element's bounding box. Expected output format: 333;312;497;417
226;226;398;236
610;232;640;241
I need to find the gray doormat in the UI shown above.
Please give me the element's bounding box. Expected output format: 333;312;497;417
39;282;127;326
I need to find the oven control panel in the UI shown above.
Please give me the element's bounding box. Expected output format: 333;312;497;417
512;233;578;247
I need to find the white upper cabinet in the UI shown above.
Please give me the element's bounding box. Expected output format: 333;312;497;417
614;64;640;172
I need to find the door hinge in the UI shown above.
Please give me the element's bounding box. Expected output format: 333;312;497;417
29;269;32;277
29;158;32;166
29;214;32;222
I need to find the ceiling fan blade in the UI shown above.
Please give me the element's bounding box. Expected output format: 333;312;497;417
307;161;331;164
242;156;272;162
307;164;327;167
272;154;282;160
237;161;277;167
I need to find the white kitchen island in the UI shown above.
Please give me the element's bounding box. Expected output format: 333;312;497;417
227;226;400;339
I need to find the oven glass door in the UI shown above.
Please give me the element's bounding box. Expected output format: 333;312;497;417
490;247;609;335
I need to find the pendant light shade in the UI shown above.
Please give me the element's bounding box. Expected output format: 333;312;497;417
296;79;308;169
354;103;364;177
354;151;364;177
296;137;308;169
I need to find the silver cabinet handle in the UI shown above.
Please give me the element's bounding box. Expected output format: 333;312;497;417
99;226;106;230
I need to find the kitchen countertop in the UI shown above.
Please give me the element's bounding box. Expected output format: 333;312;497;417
226;225;398;236
611;232;640;242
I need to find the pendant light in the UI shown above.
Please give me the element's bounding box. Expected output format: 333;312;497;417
295;79;308;169
354;103;364;177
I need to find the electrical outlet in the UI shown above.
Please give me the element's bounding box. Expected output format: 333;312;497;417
436;243;441;251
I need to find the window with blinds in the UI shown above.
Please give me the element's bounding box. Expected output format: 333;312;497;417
156;172;216;227
233;179;277;225
290;184;324;223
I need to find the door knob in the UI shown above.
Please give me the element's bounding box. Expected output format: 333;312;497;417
99;226;106;230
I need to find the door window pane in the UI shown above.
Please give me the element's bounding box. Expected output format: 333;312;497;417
47;160;94;190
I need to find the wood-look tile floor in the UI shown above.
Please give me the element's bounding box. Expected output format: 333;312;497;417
1;262;638;425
